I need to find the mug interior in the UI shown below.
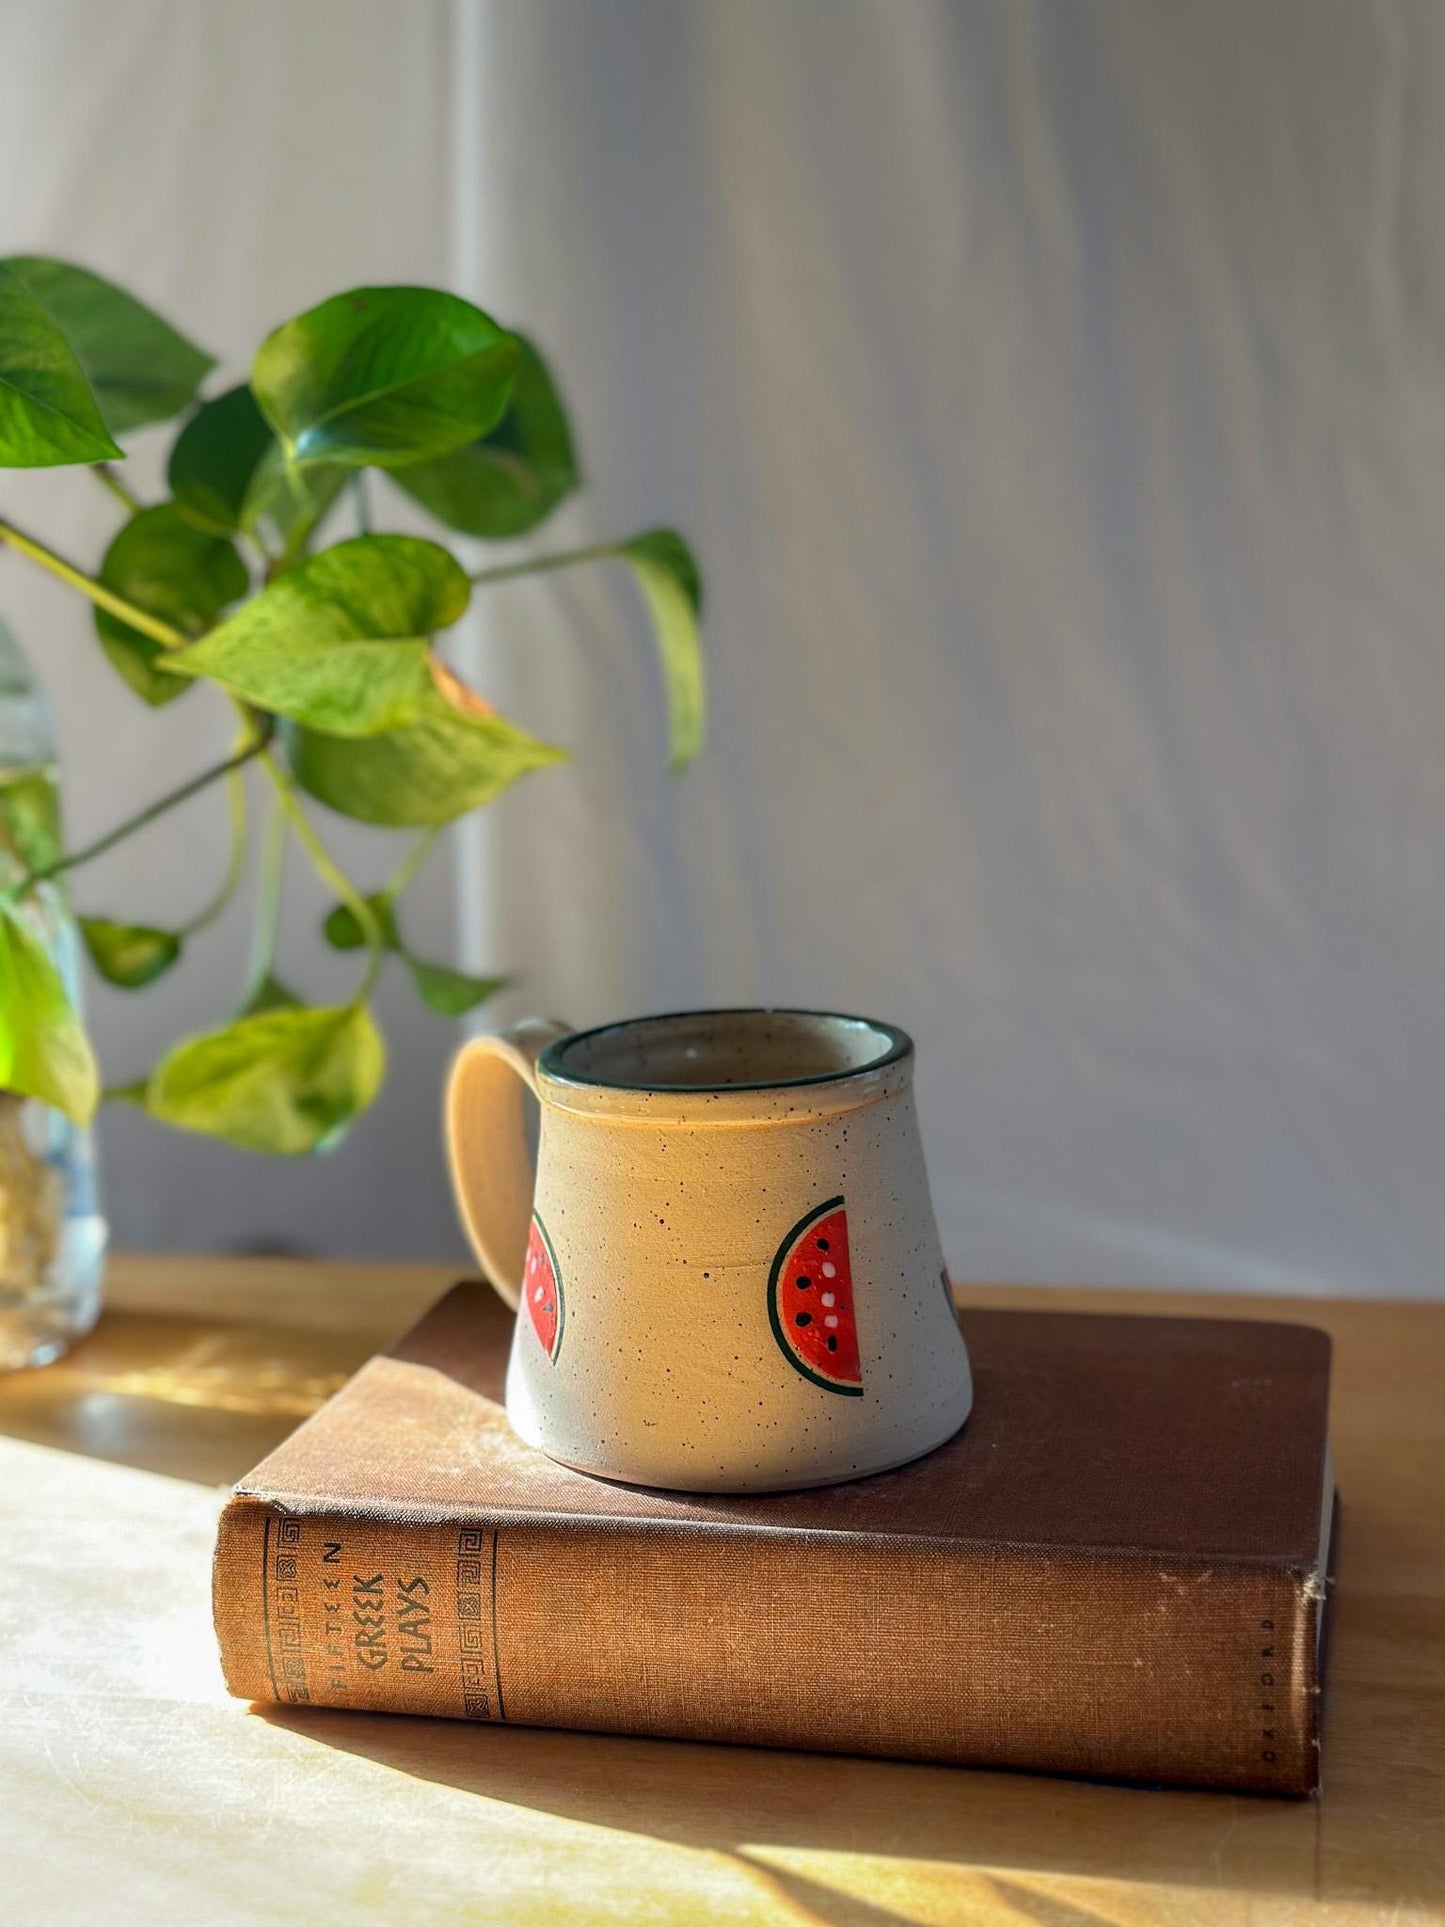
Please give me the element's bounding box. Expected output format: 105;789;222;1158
541;1008;909;1094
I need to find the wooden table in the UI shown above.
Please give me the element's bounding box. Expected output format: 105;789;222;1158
1;1257;1441;1925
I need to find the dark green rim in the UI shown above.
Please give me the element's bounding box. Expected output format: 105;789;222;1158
538;1007;912;1096
766;1195;864;1397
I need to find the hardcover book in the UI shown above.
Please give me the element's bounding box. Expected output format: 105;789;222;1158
213;1286;1335;1795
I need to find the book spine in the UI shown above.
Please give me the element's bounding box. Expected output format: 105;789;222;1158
214;1495;1321;1794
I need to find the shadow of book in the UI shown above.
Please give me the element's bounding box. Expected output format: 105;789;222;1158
258;1702;1325;1910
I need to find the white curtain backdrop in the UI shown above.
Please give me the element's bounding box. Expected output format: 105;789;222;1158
461;0;1445;1299
3;1;1444;1296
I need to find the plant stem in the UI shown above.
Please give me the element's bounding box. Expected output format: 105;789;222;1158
259;747;384;996
13;732;270;895
178;757;249;937
101;1080;148;1104
242;792;287;1006
385;826;438;898
92;464;142;514
470;543;616;589
0;517;186;650
267;473;338;578
268;520;316;581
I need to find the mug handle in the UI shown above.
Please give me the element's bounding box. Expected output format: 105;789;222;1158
444;1018;571;1310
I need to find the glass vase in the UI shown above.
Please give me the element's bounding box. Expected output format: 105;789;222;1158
0;622;107;1369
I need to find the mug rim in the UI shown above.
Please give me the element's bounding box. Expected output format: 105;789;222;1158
537;1006;913;1096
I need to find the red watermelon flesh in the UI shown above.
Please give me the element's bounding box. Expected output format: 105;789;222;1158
522;1214;564;1362
768;1197;863;1395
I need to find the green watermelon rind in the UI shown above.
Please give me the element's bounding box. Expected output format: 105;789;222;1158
766;1194;863;1398
528;1209;566;1363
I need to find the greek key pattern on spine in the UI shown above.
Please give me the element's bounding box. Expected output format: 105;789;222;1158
267;1514;310;1704
456;1526;504;1721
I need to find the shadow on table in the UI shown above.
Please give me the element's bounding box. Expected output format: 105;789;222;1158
259;1702;1326;1916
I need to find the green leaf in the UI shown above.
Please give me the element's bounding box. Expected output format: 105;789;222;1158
406;958;509;1018
320;885;507;1013
0;763;62;875
2;257;212;435
253;286;520;470
284;661;563;826
390;336;578;538
143;1002;384;1155
167;384;276;534
618;530;705;768
0;899;99;1122
321;893;397;952
167;382;348;555
80;917;181;989
0;262;121;466
162;534;469;735
94;505;249;705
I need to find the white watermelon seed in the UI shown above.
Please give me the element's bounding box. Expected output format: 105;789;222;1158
821;1262;837;1279
824;1314;839;1328
822;1291;836;1307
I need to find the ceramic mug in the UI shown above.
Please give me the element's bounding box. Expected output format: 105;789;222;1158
444;1008;972;1492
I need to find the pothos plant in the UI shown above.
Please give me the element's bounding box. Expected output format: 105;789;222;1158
0;261;701;1155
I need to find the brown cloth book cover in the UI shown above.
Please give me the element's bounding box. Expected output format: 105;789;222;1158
214;1287;1334;1795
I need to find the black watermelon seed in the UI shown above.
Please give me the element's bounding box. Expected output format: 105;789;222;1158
817;1237;830;1251
794;1311;813;1328
796;1274;812;1289
827;1335;838;1352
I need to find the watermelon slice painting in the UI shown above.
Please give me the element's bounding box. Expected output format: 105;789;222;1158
522;1213;565;1363
767;1196;863;1396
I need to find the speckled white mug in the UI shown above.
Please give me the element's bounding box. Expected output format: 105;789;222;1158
444;1008;972;1492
